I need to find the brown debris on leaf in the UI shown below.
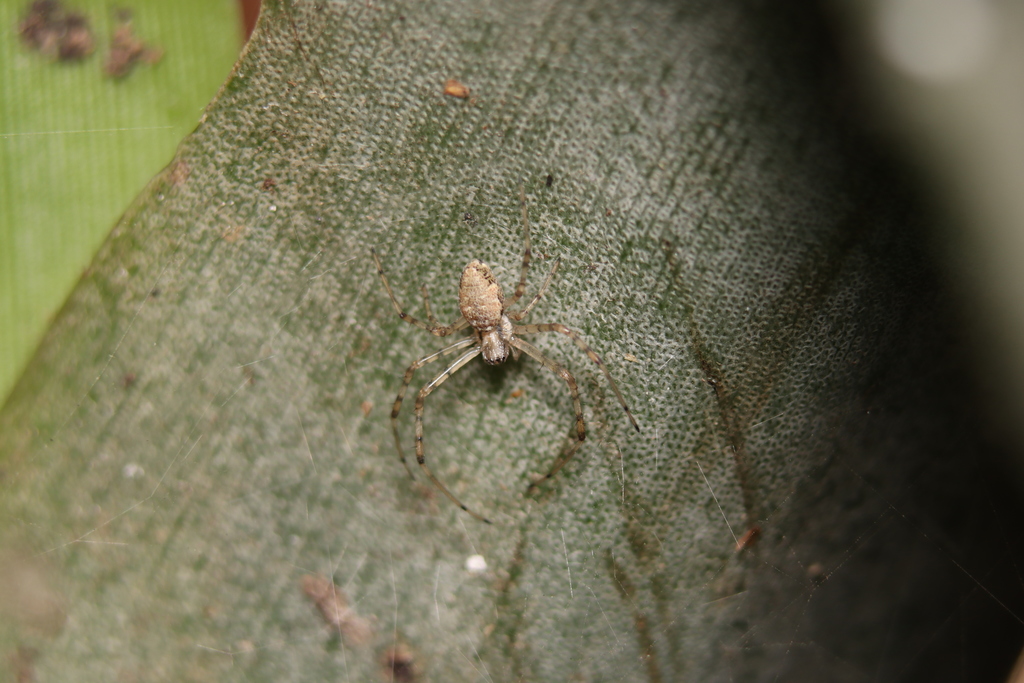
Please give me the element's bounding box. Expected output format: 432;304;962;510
443;78;470;99
0;551;67;639
8;645;37;683
104;10;163;79
18;0;94;61
167;159;190;187
381;643;418;682
220;224;247;244
300;573;374;647
735;525;761;551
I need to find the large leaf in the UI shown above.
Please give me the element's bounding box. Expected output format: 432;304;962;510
2;1;1023;681
0;0;242;404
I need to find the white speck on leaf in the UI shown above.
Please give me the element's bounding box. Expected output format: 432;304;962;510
465;554;487;574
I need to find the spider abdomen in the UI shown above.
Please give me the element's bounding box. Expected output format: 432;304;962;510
459;260;505;330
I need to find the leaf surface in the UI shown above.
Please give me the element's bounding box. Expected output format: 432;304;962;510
2;1;1022;681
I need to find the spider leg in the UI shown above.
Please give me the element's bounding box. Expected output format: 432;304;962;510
414;346;493;524
391;337;478;479
511;338;586;494
508;257;560;321
505;184;532;308
513;323;640;432
371;249;469;336
420;284;440;327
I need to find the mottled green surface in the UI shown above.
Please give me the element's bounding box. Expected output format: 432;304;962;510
1;1;1022;681
0;0;242;405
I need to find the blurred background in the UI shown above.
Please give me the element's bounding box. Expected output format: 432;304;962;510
827;0;1024;467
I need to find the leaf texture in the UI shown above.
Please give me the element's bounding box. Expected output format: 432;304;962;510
1;1;1022;681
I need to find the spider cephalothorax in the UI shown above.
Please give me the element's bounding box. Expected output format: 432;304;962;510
371;187;639;523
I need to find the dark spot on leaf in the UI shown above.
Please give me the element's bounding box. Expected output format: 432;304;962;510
382;644;417;682
104;10;163;79
18;0;94;61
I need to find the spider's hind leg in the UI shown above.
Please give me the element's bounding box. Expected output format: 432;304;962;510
371;248;469;336
513;323;640;433
510;338;587;495
413;346;493;524
391;337;477;479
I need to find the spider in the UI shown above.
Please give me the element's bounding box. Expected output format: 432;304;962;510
371;187;639;524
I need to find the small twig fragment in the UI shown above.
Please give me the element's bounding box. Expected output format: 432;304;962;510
735;525;761;552
221;224;247;243
300;573;374;646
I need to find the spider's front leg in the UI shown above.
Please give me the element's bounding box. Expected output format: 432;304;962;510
390;338;477;478
412;346;493;524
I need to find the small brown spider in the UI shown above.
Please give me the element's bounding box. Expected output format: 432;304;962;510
372;187;639;523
